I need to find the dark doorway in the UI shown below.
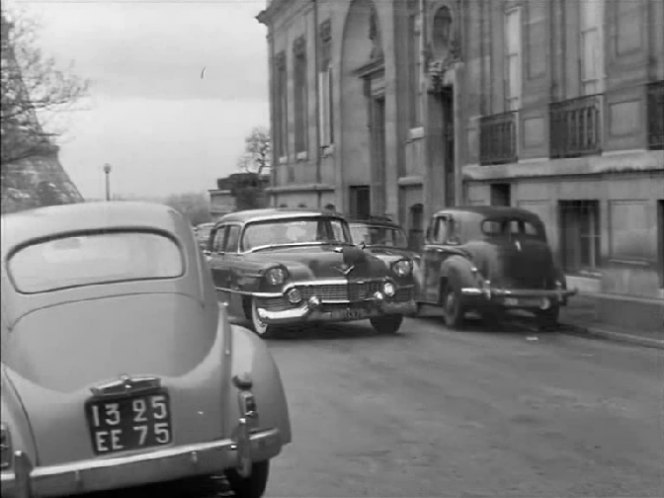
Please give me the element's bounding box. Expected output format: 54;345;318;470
370;95;386;214
490;183;511;206
408;203;424;251
349;186;371;219
658;200;664;287
559;200;601;274
441;87;455;206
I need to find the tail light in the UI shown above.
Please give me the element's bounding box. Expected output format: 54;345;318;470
0;423;11;469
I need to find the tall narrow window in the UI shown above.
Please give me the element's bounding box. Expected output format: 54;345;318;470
580;0;603;95
275;52;288;158
407;1;421;127
318;20;334;147
504;7;522;111
293;36;307;154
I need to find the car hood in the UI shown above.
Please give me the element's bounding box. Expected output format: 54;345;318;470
3;293;217;393
465;238;556;289
247;244;390;280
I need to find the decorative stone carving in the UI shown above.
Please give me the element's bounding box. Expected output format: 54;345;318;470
425;3;462;93
275;51;286;70
368;6;383;60
319;19;331;43
293;35;306;57
319;19;332;69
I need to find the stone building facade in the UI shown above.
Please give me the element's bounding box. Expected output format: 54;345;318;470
257;0;664;322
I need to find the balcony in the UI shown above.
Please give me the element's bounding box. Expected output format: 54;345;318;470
549;94;601;159
479;111;517;165
647;80;664;150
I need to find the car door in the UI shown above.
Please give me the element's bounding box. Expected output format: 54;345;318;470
421;215;454;304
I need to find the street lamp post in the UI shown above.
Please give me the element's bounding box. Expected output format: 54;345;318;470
103;163;112;201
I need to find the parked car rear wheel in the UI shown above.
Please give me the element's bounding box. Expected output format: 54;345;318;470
225;460;270;498
370;314;403;334
246;298;278;338
441;276;466;329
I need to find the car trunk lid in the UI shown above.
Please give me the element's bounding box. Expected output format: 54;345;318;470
3;293;228;466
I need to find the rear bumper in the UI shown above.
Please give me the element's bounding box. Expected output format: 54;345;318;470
1;428;282;498
257;294;417;324
460;286;578;309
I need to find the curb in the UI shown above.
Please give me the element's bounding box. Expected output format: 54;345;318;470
557;322;664;350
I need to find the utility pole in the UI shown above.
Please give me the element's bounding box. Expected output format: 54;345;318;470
103;163;112;201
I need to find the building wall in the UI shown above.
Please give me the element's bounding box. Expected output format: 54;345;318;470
259;0;664;300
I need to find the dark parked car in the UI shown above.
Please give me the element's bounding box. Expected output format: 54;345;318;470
419;206;576;329
206;208;418;337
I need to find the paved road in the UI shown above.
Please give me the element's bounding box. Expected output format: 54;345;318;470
257;315;662;498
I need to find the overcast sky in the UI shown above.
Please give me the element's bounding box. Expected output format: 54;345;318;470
13;0;270;199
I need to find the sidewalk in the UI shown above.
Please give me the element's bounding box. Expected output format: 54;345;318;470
558;293;664;350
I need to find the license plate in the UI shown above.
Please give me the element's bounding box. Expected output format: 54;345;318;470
343;307;368;320
85;391;172;455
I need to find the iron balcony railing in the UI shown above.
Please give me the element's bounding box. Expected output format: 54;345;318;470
647;80;664;150
549;94;601;158
479;111;517;165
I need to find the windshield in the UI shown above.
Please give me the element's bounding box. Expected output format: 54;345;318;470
349;223;408;248
242;217;350;251
481;218;545;240
8;231;184;294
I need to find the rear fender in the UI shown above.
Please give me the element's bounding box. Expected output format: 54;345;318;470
225;324;291;446
1;367;37;467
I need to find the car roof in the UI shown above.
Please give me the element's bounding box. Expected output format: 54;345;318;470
1;201;186;258
216;208;345;225
434;206;543;222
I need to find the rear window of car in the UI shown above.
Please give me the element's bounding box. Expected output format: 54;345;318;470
481;218;544;239
8;231;184;294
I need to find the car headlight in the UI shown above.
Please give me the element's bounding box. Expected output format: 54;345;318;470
382;281;396;297
265;266;288;286
1;423;11;469
391;259;413;277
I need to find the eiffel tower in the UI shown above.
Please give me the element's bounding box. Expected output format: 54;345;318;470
1;14;83;214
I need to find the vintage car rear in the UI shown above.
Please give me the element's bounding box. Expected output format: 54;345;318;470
0;202;290;498
420;207;576;329
208;209;418;337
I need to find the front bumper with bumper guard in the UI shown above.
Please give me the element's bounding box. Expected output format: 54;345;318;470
257;292;418;324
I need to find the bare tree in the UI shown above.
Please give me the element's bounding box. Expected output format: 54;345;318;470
237;126;271;175
1;9;89;167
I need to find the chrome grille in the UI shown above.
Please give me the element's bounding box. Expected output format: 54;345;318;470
297;281;384;302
